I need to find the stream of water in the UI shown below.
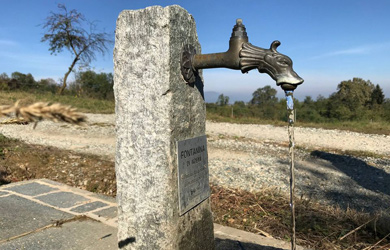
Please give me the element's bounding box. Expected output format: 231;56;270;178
285;90;296;250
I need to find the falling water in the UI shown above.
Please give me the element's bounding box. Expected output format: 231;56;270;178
285;90;296;250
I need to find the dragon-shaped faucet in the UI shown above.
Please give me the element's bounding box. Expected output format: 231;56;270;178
181;19;303;91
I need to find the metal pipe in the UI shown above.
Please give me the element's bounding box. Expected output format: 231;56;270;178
192;19;248;70
181;19;304;91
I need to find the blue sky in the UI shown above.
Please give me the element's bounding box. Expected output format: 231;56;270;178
1;0;390;102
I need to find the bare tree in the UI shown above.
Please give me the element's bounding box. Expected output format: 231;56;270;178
41;4;112;94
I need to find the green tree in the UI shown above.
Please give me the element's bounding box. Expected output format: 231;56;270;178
383;98;390;121
371;84;385;105
0;72;10;90
11;72;27;83
249;85;279;119
0;72;9;81
41;4;113;94
303;96;314;105
250;85;278;105
233;101;246;107
75;70;114;99
297;96;322;122
37;78;58;93
327;78;374;120
334;78;373;108
11;72;36;88
315;95;329;118
25;73;36;86
216;94;229;106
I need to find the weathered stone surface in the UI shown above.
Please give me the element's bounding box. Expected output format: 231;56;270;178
0;220;117;250
70;201;109;213
35;192;89;208
0;195;73;241
4;182;57;196
114;5;214;250
93;206;118;219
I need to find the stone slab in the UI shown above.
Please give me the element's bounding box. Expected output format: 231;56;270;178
70;201;109;213
39;178;100;196
94;206;118;219
35;192;89;208
89;192;117;204
0;220;117;250
0;195;73;241
0;191;8;196
4;182;58;196
214;224;308;250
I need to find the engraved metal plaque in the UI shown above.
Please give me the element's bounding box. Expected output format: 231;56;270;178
177;135;210;215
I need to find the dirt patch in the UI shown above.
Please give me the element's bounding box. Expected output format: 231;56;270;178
0;135;115;196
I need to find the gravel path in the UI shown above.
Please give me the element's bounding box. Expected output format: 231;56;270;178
1;114;389;213
0;114;116;158
206;121;390;157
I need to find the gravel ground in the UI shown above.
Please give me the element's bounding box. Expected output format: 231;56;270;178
0;114;116;158
206;121;390;157
1;114;389;214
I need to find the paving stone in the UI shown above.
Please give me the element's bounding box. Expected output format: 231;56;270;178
0;179;310;250
89;192;116;203
0;220;117;250
0;195;73;241
35;192;89;208
70;201;109;213
93;206;118;219
0;191;9;196
4;182;58;196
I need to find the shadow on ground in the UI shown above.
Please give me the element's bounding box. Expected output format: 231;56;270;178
311;150;390;196
215;238;288;250
0;167;11;185
295;150;390;213
276;150;390;213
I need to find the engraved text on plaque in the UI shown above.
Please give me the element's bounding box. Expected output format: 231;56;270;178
177;135;210;215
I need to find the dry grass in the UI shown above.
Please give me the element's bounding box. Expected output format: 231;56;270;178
0;90;114;114
0;134;116;194
210;185;390;250
0;101;86;126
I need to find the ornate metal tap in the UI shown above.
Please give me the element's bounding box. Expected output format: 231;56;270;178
181;19;303;91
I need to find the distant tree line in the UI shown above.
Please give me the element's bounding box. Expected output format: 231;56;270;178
207;78;390;122
0;70;114;100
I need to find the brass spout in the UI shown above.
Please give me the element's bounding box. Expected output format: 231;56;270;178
192;19;248;70
181;19;303;90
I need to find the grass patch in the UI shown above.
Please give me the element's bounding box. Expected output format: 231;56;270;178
0;90;114;114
